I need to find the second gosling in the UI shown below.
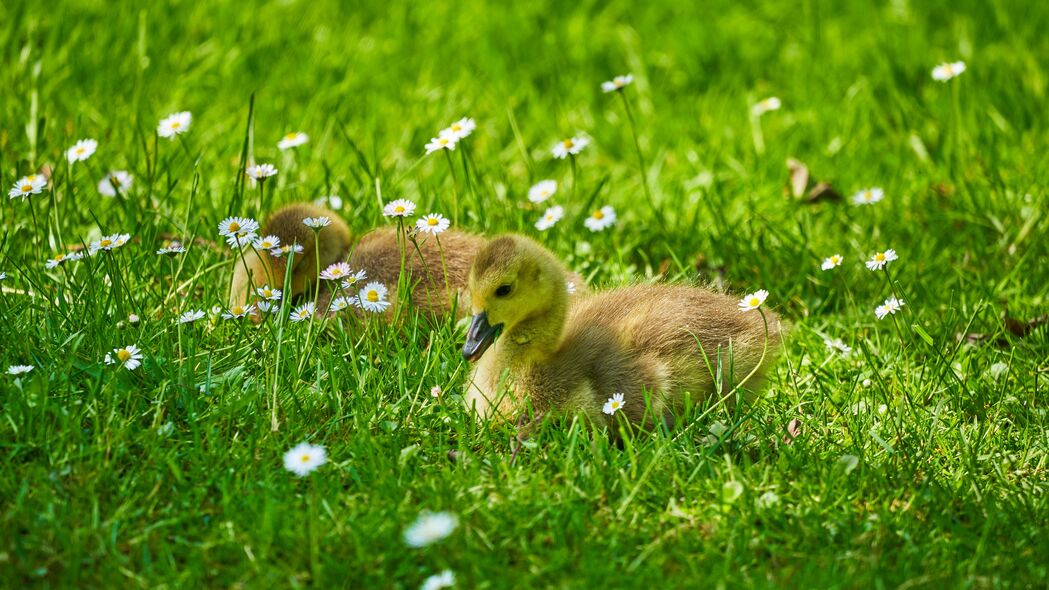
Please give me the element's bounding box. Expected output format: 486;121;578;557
462;235;783;428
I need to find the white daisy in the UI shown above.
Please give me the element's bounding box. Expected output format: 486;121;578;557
535;205;564;231
821;254;844;271
105;345;143;371
340;269;368;290
875;297;905;320
425;133;458;155
8;365;34;376
823;338;852;355
737;289;769;312
602;392;626;415
290;302;316;322
256;300;280;314
551;135;590;159
257;285;282;301
865;249;898;271
45;251;84;269
222;304;255;320
358;281;390;313
421;570;456;590
601;74;634;93
8;174;47;200
218;217;260;238
66;139;98;164
303;216;332;229
157;111;192;139
751;97;782;116
277;131;309;150
314;195;343;210
416;213;450;235
246;163;278;180
0;272;5;281
89;233;131;254
932;61;966;82
128;313;140;324
583;205;616;232
383;199;417;218
156;241;187;255
442;117;476;140
320;262;353;281
253;235;281;250
328;295;357;313
527;180;557;204
272;243;305;258
98;171;133;197
852;187;884;206
178;310;206;324
283;442;327;477
404;511;458;548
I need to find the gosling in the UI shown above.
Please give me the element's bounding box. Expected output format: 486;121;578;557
462;235;783;429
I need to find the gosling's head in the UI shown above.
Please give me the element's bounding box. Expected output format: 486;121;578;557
462;235;567;362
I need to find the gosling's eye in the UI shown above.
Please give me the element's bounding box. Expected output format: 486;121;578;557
495;284;513;297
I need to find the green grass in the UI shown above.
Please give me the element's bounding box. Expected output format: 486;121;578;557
2;0;1048;587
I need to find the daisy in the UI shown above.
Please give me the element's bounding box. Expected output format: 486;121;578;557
551;135;590;159
421;570;456;590
416;213;450;235
430;385;442;398
277;131;309;150
875;297;905;320
128;313;140;324
8;174;47;200
358;281;390;313
314;195;343;210
824;338;852;355
340;269;368;290
528;180;557;204
272;243;305;257
404;511;458;548
303;216;332;229
535;205;564;231
246;163;278;181
602;392;626;415
865;249;898;271
253;235;281;250
601;74;634;93
425;133;458;154
932;61;966;82
583;205;616;232
442;117;476;140
178;310;206;324
256;300;280;314
383;199;417;218
66;139;98;164
852;187;884;206
157;111;192;139
290;302;316;322
257;285;282;301
328;296;356;313
751;97;782;116
283;442;327;477
98;171;133;197
737;289;769;312
222;304;255;320
45;251;84;269
821;254;844;271
89;233;131;254
320;262;353;281
156;242;187;255
8;365;34;376
105;345;143;371
217;217;260;238
0;272;5;281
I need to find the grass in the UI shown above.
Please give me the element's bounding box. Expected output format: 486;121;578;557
2;0;1048;587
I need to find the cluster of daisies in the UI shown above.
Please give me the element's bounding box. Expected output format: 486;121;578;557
423;117;477;155
281;441;457;589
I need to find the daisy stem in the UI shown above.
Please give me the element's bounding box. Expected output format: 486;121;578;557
313;229;322;307
569;155;578;202
443;150;462;225
308;477;321;584
618;91;666;230
882;267;908;347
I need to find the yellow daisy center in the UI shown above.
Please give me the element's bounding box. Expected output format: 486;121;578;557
300;454;311;463
394;206;405;213
875;253;886;262
367;290;379;302
285;133;298;140
232;306;244;315
228;222;240;232
76;147;85;154
427;217;439;226
21;184;32;192
592;210;604;220
171;122;181;129
100;239;112;247
451;124;462;132
749;297;760;306
563;139;574;149
54;254;66;262
117;349;131;362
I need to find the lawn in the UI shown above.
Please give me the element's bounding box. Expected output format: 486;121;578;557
2;0;1047;587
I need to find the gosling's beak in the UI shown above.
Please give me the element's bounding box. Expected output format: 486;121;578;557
463;311;502;362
